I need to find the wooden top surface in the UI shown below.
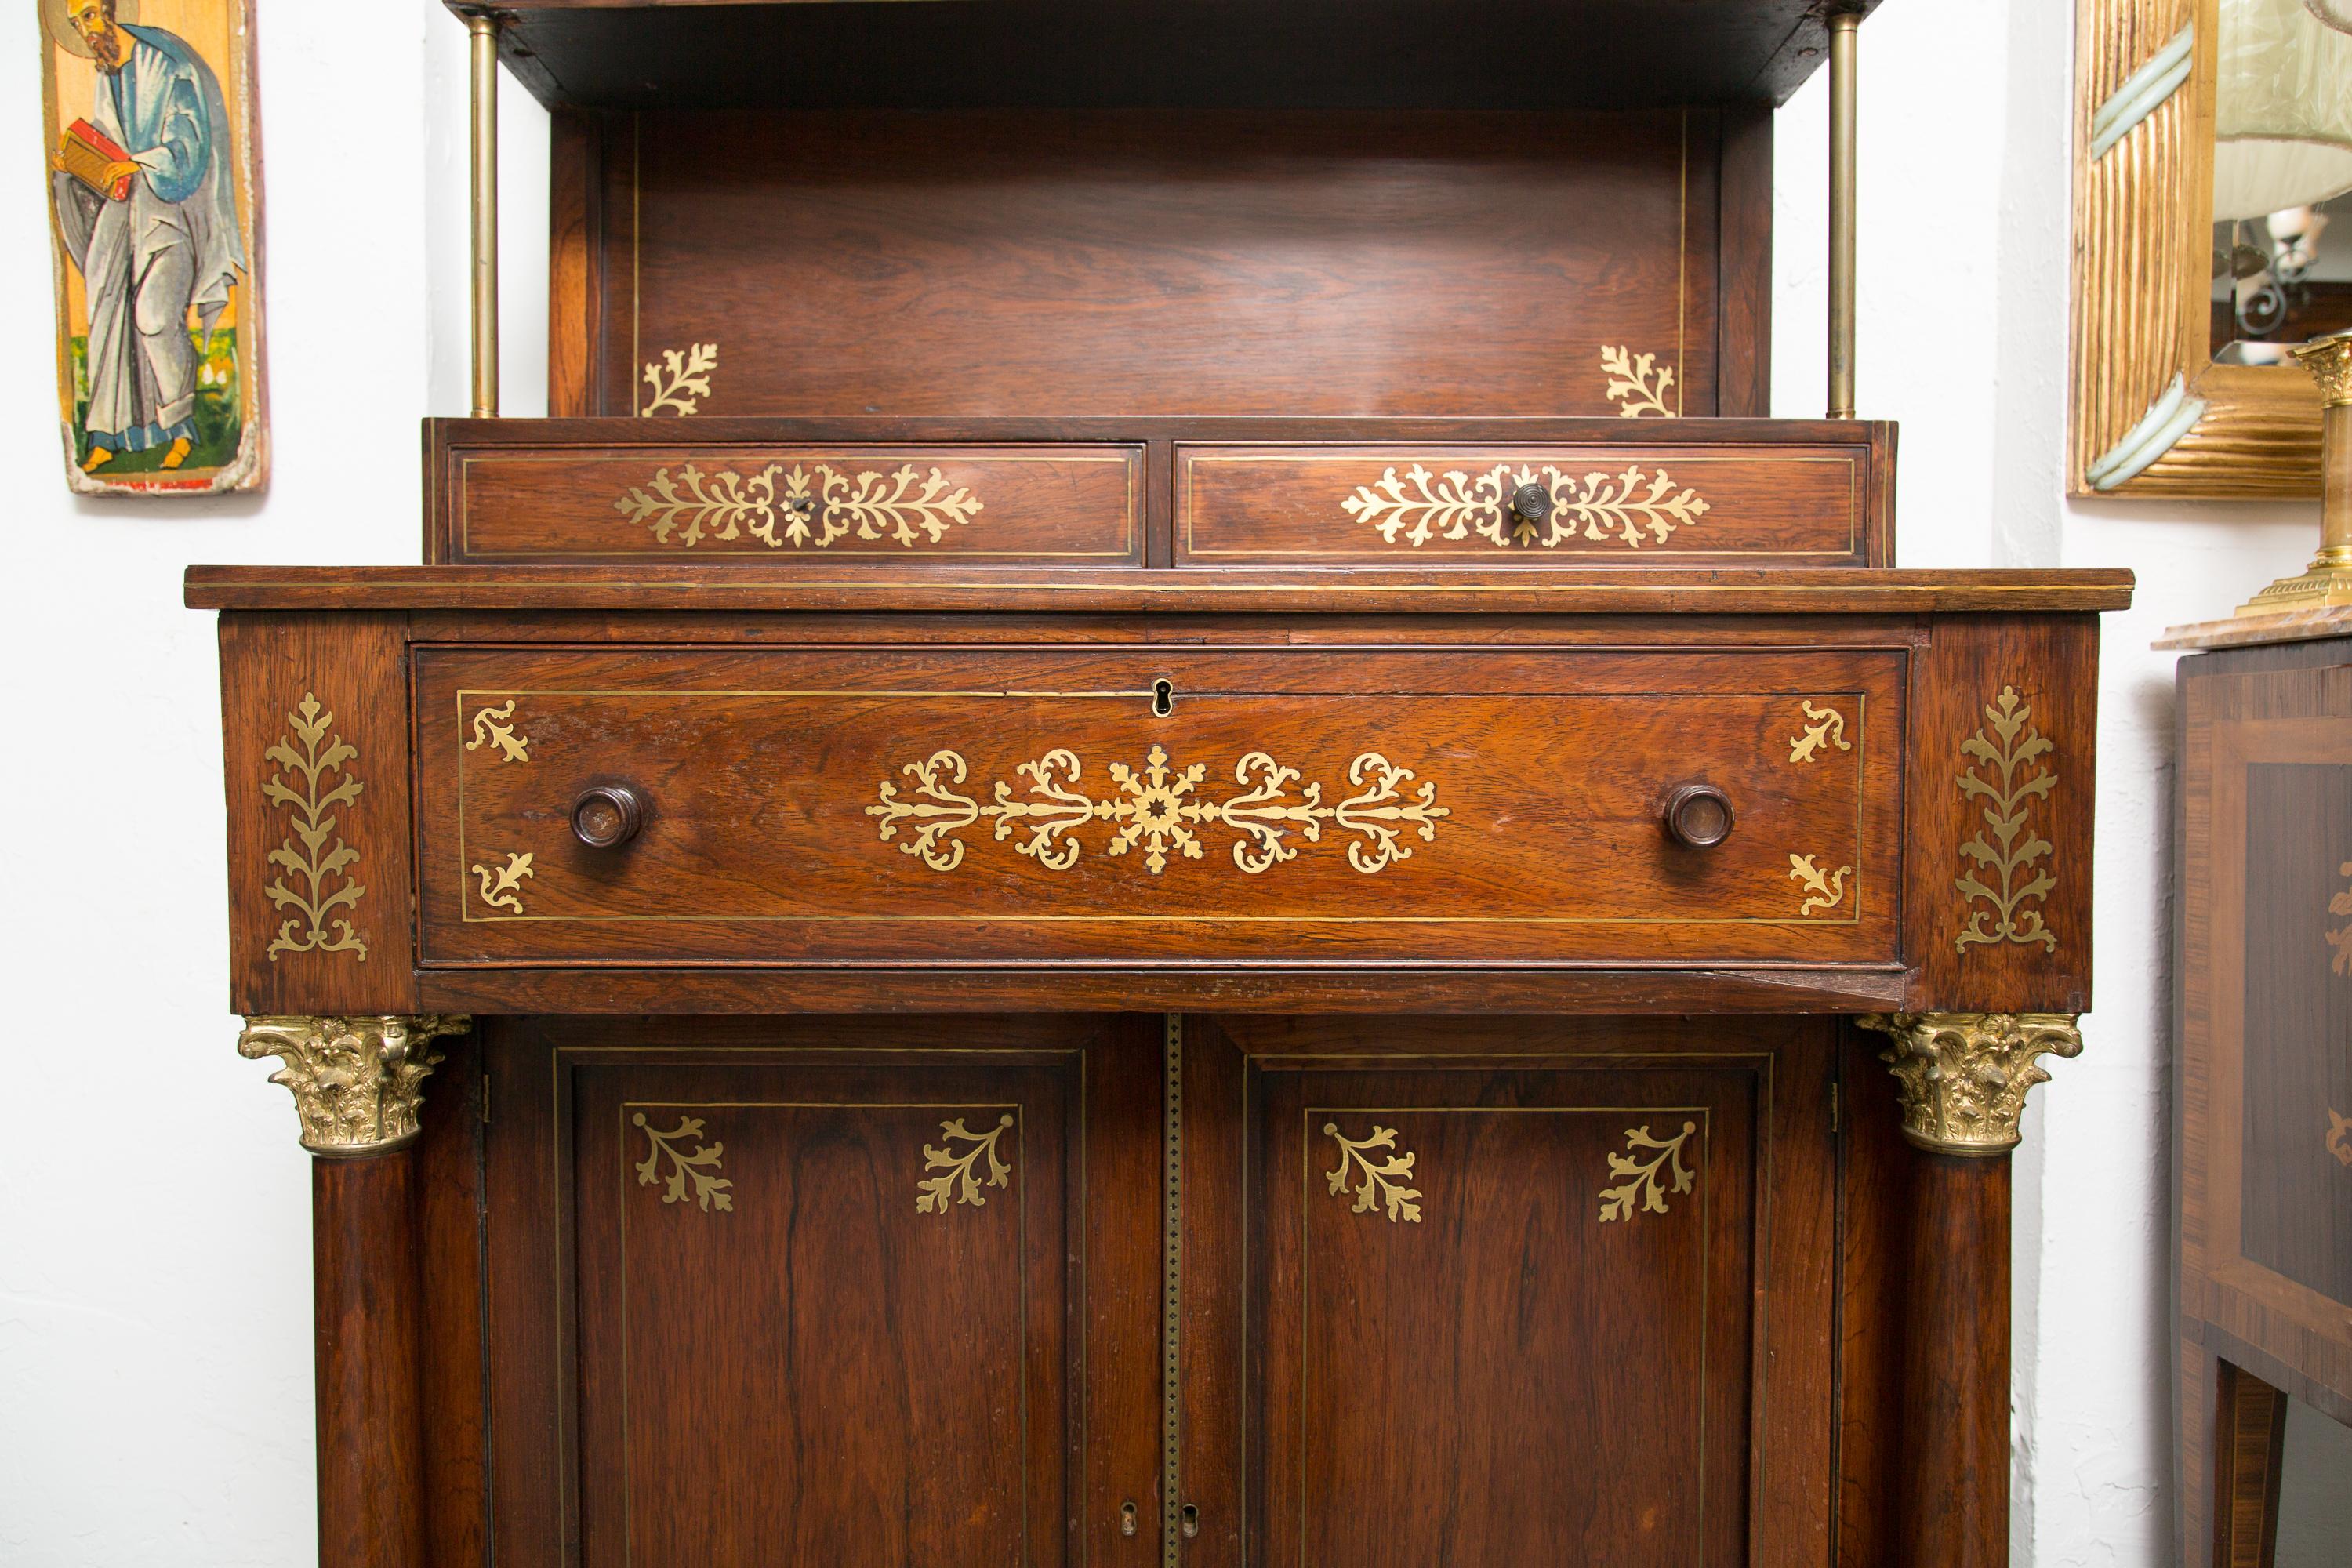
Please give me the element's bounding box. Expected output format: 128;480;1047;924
186;564;2133;615
470;0;1890;112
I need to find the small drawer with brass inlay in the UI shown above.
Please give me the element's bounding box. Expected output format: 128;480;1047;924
415;644;1904;969
440;442;1144;565
1175;440;1882;568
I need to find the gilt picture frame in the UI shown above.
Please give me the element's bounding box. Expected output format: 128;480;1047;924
2070;0;2325;499
39;0;267;495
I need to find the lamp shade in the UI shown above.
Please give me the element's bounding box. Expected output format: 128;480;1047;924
2216;0;2352;220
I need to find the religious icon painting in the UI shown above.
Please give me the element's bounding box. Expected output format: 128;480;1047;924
40;0;266;495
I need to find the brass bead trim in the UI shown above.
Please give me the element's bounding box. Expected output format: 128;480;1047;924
238;1015;470;1156
1857;1012;2082;1156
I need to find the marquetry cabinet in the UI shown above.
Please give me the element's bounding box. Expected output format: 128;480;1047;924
191;4;2127;1567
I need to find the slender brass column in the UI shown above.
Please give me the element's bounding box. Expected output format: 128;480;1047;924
1828;9;1860;419
2235;332;2352;615
467;12;501;418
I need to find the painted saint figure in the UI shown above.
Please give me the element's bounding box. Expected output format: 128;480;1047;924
48;0;244;474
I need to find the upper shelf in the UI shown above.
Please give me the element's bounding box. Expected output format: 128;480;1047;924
470;0;1887;114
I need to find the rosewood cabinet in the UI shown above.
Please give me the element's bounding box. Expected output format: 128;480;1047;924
193;3;2124;1564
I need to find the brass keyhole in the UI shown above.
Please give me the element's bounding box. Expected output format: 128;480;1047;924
1152;678;1174;718
1181;1504;1200;1538
1120;1501;1138;1537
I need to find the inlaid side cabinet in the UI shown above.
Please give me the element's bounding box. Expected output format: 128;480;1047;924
2174;630;2352;1563
194;572;2126;1568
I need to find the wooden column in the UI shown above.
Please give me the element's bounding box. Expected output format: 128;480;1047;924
1860;1011;2084;1568
238;1015;470;1568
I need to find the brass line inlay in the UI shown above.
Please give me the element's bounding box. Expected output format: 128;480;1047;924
263;693;369;964
1788;700;1851;764
471;851;534;913
640;342;715;416
2328;861;2352;976
1321;1122;1423;1223
1598;1121;1697;1221
1342;463;1710;550
1601;346;1679;417
466;699;530;763
632;1112;733;1211
916;1113;1016;1214
617;463;984;551
1161;1015;1183;1567
1788;854;1853;916
1955;685;2058;954
868;745;1450;877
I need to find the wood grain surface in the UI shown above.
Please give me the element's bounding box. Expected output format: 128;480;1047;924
413;644;1903;967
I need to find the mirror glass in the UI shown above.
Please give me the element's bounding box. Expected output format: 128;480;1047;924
2209;0;2352;364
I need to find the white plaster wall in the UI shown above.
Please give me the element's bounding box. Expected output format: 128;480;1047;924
1;2;2344;1563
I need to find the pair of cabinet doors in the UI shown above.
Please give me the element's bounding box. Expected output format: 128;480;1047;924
481;1013;1838;1567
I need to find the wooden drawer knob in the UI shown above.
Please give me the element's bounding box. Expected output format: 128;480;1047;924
1661;783;1735;848
572;784;647;849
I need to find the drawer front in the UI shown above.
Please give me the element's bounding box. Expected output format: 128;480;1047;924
417;647;1903;966
1177;443;1871;567
447;444;1142;564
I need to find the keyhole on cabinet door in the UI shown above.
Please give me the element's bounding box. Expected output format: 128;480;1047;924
1181;1504;1200;1538
1152;678;1174;717
1119;1501;1138;1537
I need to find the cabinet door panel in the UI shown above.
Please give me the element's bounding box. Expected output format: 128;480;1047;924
484;1016;1162;1568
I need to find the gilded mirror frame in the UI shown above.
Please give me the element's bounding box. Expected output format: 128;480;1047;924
2071;0;2325;498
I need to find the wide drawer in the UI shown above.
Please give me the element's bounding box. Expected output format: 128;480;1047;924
442;443;1143;564
1178;442;1876;567
416;646;1904;966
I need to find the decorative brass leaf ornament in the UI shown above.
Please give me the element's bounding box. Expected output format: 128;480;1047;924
640;342;717;416
1954;686;2058;953
1599;345;1678;417
633;1113;734;1211
1598;1123;1697;1222
916;1114;1015;1214
1322;1122;1423;1224
263;693;368;963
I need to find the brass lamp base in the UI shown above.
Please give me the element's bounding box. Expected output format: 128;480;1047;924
2236;554;2352;617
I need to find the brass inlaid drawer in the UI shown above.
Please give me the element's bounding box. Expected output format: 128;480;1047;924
416;646;1904;967
1176;443;1875;567
444;443;1143;564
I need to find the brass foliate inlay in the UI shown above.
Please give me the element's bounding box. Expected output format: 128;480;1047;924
618;463;983;551
1787;853;1853;916
470;851;535;914
1955;685;2059;954
869;745;1449;877
2328;1110;2351;1169
1788;700;1852;764
263;694;368;964
2328;861;2352;977
640;342;717;416
633;1113;734;1211
1598;1122;1697;1222
916;1114;1015;1214
238;1015;471;1156
1858;1012;2084;1156
1343;463;1709;550
1600;345;1679;417
1322;1122;1423;1224
466;699;530;763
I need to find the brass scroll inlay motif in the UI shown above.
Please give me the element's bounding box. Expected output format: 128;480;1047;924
1955;685;2059;954
470;851;535;913
2328;861;2352;976
617;463;984;550
916;1113;1015;1214
1859;1012;2084;1156
1322;1122;1423;1224
633;1113;734;1211
263;693;368;964
1600;345;1679;417
1788;853;1853;916
2329;1109;2352;1169
868;745;1450;877
1598;1122;1697;1222
1342;463;1710;550
640;342;716;416
466;699;530;763
1788;701;1852;764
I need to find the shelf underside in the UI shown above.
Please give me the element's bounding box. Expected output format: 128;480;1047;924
481;0;1886;112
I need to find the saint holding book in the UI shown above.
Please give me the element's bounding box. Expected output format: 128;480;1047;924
44;0;252;483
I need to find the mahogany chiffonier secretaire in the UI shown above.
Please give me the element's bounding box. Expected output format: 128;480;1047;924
187;5;2132;1567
